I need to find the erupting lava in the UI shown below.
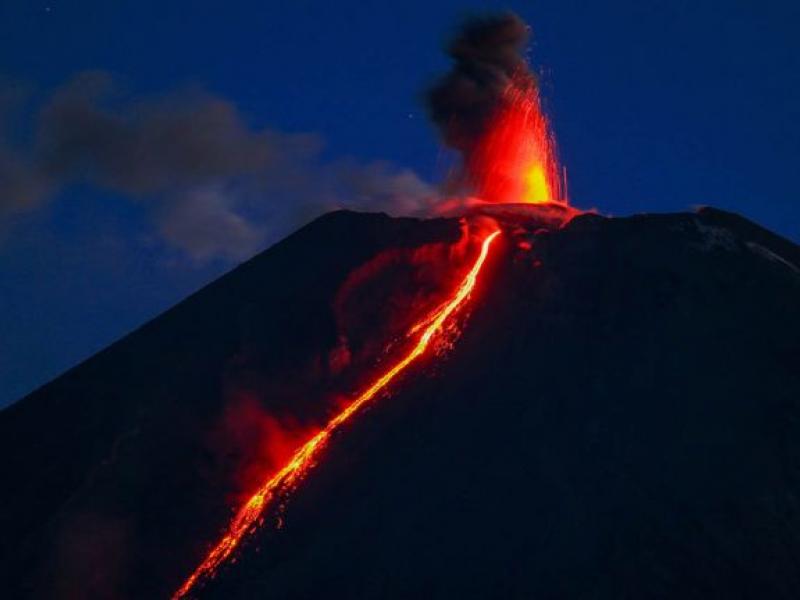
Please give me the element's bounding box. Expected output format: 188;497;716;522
468;76;566;206
173;229;501;599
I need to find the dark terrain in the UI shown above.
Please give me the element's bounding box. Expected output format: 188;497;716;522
1;207;799;599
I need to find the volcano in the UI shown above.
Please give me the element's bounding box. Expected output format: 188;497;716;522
1;205;799;599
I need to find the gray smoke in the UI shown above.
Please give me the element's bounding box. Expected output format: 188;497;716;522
0;71;437;261
426;12;534;156
35;72;275;194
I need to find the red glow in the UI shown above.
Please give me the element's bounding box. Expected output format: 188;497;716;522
517;240;533;251
467;76;566;206
207;395;314;504
173;229;501;599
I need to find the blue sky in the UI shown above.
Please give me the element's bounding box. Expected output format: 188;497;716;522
1;0;798;406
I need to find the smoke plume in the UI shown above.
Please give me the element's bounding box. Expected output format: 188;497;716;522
426;12;534;157
0;72;437;261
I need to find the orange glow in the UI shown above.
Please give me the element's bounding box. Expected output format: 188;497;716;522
468;77;566;205
173;229;501;599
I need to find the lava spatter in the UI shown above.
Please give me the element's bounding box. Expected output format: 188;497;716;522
467;76;567;206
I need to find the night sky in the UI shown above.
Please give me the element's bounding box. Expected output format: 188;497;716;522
1;0;798;407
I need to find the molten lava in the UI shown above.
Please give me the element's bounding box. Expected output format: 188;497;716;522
467;76;566;206
173;229;501;599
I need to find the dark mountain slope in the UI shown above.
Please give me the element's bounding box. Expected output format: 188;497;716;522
0;211;460;598
2;207;799;599
201;207;800;600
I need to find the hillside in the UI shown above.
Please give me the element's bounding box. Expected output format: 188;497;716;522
1;207;799;599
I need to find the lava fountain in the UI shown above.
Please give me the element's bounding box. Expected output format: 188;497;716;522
427;13;571;212
173;229;502;599
467;76;567;206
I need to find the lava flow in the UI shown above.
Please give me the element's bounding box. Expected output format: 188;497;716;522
173;229;501;599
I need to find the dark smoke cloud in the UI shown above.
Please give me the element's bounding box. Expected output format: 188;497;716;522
0;148;51;216
35;72;280;194
0;71;437;261
426;12;533;155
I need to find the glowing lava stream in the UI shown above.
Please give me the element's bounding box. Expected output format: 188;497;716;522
173;229;502;599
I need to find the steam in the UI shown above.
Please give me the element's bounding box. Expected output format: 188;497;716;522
0;72;437;261
426;12;534;158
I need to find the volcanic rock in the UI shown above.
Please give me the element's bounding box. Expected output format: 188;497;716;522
1;207;799;599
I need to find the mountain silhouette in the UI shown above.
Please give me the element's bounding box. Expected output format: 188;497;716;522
1;207;799;599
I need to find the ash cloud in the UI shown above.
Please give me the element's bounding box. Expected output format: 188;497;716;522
0;148;50;215
0;71;437;261
426;12;534;156
156;186;267;262
36;71;275;195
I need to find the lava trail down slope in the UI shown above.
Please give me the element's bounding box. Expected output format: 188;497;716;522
173;229;501;598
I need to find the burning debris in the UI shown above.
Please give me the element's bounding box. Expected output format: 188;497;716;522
427;13;567;208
